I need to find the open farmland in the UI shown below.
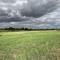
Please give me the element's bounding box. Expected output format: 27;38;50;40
0;31;60;60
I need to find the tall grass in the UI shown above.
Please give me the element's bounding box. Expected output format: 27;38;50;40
0;31;60;60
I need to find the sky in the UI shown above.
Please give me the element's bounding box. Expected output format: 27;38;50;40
0;0;60;29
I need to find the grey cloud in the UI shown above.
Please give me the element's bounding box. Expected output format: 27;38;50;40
0;0;60;29
0;16;31;22
21;0;57;17
31;1;60;24
0;0;57;21
0;0;16;3
0;22;60;29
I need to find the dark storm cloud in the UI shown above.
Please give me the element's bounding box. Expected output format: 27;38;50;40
0;0;57;22
0;0;60;29
21;0;57;17
0;16;31;22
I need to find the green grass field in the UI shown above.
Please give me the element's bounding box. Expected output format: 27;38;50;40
0;31;60;60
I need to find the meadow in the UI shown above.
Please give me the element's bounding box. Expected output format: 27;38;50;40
0;31;60;60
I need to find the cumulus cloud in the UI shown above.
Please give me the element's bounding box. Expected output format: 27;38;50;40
0;0;57;20
0;0;60;28
21;0;57;17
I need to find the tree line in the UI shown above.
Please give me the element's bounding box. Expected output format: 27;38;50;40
0;27;60;31
1;27;32;31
